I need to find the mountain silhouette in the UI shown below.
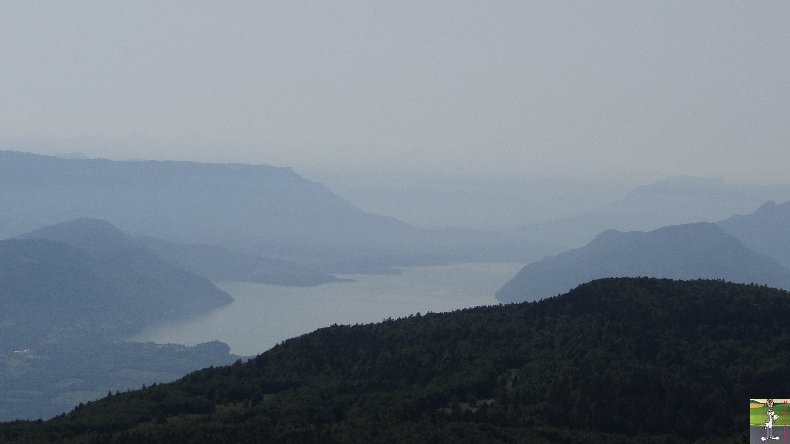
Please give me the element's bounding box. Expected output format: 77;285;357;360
497;222;790;303
718;200;790;268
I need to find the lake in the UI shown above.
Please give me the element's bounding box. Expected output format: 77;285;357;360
133;262;523;356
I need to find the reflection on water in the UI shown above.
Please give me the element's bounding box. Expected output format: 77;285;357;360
132;262;523;356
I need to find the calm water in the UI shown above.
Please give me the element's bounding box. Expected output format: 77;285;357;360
133;262;522;356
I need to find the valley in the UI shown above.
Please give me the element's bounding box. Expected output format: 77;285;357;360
134;262;523;356
2;4;787;441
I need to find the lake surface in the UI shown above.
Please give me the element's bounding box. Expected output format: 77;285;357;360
133;262;523;356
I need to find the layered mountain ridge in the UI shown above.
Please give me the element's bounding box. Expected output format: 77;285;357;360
19;218;343;287
497;222;790;303
0;150;558;273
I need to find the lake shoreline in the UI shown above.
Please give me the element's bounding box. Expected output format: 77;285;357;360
132;262;523;356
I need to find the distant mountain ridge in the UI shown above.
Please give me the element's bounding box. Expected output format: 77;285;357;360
17;218;130;254
0;150;558;272
0;237;231;345
522;176;790;247
718;200;790;268
134;236;349;286
19;218;344;286
497;222;790;303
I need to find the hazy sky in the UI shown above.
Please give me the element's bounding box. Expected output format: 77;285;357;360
1;1;789;183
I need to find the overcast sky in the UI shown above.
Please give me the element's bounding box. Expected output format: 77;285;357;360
1;1;788;183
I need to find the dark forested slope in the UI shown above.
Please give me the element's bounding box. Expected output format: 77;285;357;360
497;222;790;303
1;278;783;443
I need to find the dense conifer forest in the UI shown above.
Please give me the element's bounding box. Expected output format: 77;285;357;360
1;277;782;443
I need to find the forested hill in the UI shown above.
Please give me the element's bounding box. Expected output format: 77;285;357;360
2;278;785;443
0;238;230;345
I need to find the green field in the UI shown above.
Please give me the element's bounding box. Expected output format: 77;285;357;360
750;403;790;426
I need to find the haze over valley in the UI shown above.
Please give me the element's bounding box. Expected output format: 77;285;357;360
5;150;790;428
2;2;789;442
